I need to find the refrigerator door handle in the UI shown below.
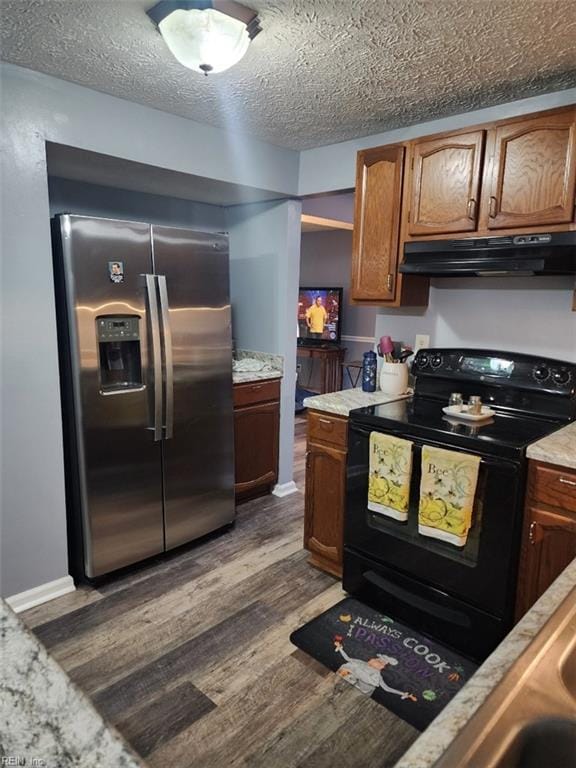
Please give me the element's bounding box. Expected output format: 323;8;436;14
157;274;174;440
145;274;163;441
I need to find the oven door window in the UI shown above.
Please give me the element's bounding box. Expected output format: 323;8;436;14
367;443;485;568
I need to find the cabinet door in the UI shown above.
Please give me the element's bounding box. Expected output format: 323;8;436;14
408;131;485;235
304;440;346;576
516;505;576;618
234;401;279;497
351;145;405;302
487;110;576;229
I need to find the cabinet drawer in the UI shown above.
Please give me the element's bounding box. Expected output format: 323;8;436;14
233;378;280;408
532;463;576;514
308;410;348;448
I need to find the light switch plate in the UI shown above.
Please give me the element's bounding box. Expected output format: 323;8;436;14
414;334;430;352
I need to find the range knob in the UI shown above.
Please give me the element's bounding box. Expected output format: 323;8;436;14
418;353;430;368
532;364;550;382
431;354;443;369
552;368;571;386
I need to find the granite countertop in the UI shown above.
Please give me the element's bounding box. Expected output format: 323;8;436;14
232;349;283;385
0;600;145;768
526;420;576;470
303;387;412;416
233;369;283;384
395;556;576;768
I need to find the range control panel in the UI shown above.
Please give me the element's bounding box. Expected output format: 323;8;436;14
412;348;575;395
96;316;140;341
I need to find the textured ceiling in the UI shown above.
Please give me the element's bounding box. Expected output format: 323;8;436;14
1;0;576;150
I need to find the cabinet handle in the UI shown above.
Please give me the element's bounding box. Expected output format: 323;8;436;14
529;521;538;545
559;477;576;487
250;384;263;391
386;273;394;292
319;418;332;425
467;198;477;220
489;196;498;218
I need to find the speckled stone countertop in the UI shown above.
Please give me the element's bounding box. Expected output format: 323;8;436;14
395;556;576;768
526;420;576;470
232;349;283;385
303;388;411;416
0;600;145;768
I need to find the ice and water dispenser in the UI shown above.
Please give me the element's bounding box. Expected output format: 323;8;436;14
97;316;143;392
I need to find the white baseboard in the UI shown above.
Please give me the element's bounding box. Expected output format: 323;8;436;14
272;481;299;498
6;576;75;613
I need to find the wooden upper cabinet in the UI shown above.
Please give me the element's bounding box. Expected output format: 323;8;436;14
408;131;485;235
351;145;405;302
487;110;576;229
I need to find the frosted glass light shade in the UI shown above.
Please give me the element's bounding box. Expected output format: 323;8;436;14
159;8;250;74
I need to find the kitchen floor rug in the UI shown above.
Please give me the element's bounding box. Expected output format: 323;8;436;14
290;597;477;731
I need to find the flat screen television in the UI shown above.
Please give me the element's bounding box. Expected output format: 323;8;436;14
297;287;343;345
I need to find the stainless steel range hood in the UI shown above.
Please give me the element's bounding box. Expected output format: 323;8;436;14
400;232;576;277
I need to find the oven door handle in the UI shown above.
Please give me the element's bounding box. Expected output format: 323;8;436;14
364;570;472;628
350;425;515;469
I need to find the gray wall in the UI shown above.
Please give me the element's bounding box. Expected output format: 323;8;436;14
48;177;226;231
375;277;576;363
299;230;376;388
0;63;299;598
226;200;302;486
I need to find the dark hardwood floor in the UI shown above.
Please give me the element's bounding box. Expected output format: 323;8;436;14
22;414;418;767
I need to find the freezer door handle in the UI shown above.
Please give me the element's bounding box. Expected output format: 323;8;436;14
145;274;163;441
157;275;174;440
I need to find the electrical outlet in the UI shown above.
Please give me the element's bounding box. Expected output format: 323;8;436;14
414;334;430;352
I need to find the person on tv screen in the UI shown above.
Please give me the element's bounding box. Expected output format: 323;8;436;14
306;295;328;339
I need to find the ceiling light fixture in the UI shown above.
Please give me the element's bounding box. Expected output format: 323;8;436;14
147;0;262;76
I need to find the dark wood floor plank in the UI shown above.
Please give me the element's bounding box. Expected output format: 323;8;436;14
96;491;303;597
21;585;104;629
22;414;419;768
45;516;304;672
115;681;216;757
33;555;210;649
34;488;304;650
92;600;279;723
70;549;332;695
298;690;419;768
243;680;373;768
193;582;344;705
149;655;337;768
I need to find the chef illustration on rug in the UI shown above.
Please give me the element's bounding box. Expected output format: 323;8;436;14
334;638;417;701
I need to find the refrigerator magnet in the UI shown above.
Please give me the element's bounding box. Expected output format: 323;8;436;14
109;261;124;283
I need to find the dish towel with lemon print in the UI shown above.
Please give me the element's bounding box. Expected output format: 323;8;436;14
368;432;413;521
418;445;481;547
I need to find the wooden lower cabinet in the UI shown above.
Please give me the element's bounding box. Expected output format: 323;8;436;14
515;460;576;619
233;379;280;502
304;410;348;577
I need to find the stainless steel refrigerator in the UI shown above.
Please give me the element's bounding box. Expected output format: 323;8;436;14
53;214;235;579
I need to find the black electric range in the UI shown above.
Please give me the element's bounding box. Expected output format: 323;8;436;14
343;348;575;661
